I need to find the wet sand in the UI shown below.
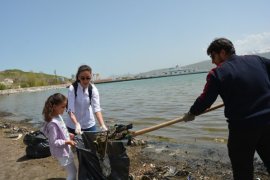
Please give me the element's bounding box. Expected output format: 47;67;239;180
0;118;269;180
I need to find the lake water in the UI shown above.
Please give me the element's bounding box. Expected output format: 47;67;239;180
0;73;227;145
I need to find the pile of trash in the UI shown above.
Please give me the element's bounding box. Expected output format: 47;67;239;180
0;122;30;140
108;123;133;140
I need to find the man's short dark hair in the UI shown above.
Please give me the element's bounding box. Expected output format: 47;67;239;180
207;38;236;56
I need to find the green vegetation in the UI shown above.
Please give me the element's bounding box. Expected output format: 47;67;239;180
0;83;6;90
0;69;71;89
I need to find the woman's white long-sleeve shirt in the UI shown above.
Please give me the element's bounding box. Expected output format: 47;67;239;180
66;83;102;129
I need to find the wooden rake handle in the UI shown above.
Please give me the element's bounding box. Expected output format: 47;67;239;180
132;103;224;137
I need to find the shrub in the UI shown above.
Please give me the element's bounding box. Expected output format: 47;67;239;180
0;83;6;90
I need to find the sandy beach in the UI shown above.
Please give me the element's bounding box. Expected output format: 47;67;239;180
0;117;269;180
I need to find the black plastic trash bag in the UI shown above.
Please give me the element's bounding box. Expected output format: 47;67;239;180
75;131;130;180
75;136;106;180
23;130;48;146
26;142;51;158
106;141;130;179
23;130;51;158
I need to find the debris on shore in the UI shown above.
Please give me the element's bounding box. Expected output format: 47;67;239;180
1;119;269;180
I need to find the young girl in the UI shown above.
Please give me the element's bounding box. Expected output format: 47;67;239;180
42;93;77;180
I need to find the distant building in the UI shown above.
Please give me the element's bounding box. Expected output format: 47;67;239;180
92;73;101;81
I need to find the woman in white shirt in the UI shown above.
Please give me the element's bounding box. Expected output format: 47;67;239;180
66;65;107;134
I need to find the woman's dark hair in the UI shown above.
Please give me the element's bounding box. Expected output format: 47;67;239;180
42;93;67;122
75;65;92;82
207;38;236;56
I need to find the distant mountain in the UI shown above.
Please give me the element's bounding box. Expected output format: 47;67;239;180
258;51;270;59
182;60;214;71
182;51;270;71
135;51;270;78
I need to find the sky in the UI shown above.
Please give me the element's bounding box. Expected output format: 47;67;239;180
1;1;270;79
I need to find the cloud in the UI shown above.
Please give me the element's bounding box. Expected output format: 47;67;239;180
235;32;270;55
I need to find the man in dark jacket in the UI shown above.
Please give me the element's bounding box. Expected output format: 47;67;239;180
183;38;270;179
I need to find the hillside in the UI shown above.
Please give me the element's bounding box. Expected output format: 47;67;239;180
258;51;270;59
182;59;213;71
0;69;70;90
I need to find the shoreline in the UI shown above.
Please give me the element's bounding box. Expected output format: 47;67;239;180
1;118;269;179
0;72;208;96
0;84;69;95
94;71;208;84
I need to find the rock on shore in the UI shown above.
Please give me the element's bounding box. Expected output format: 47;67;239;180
0;84;69;95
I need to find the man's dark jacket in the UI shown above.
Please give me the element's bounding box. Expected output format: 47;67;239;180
190;54;270;128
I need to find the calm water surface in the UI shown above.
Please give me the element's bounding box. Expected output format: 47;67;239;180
0;74;227;144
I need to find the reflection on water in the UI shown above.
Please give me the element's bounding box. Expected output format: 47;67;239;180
0;74;228;144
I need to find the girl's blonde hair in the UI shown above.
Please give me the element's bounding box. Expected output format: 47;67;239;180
42;93;67;122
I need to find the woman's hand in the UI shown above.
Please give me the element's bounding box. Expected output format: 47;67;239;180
100;124;108;131
75;122;82;134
